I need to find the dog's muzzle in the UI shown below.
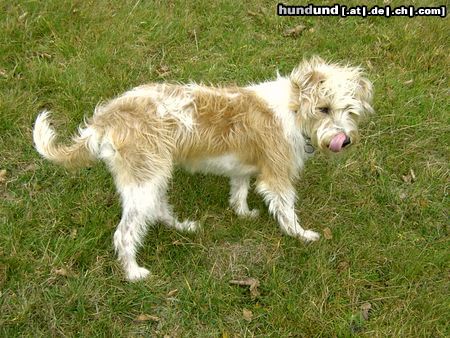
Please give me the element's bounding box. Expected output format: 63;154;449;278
329;132;351;152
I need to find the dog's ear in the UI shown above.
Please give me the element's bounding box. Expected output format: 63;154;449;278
290;57;326;89
356;77;374;116
290;60;326;114
309;55;325;67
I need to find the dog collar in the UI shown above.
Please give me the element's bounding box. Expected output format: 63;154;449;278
303;135;315;154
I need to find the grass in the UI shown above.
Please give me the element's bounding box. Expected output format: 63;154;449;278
0;0;448;336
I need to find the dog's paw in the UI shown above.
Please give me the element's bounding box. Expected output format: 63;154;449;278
237;208;259;218
178;220;200;232
126;266;150;281
248;209;260;218
302;230;320;242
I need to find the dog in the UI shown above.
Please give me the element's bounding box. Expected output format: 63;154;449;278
33;56;373;281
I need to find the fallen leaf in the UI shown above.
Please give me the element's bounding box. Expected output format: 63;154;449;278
417;198;428;207
52;267;73;277
409;169;416;181
360;302;372;321
155;64;170;77
167;289;178;297
19;12;28;21
337;261;349;272
402;168;416;184
404;79;413;85
229;277;260;298
247;10;260;17
70;228;78;239
36;51;52;59
323;227;333;240
242;308;253;322
283;24;306;37
134;314;160;322
172;240;184;246
0;169;7;183
24;163;36;172
248;8;268;18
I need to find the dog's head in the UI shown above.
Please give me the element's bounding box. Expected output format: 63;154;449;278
289;56;374;153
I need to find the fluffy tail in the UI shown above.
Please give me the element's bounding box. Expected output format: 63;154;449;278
33;111;97;168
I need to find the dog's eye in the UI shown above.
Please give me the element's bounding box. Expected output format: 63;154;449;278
344;105;353;112
318;107;330;114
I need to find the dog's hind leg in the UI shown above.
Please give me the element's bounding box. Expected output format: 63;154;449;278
113;177;168;281
229;175;259;218
158;194;199;232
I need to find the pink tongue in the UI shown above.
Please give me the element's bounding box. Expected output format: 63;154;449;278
329;133;347;152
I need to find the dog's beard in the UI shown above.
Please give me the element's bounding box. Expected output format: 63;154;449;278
302;114;360;153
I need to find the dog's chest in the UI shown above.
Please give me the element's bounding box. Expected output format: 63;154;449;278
182;154;258;177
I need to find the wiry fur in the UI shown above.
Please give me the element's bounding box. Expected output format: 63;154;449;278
33;57;373;281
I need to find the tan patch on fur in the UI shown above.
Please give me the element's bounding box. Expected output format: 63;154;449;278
64;84;295;189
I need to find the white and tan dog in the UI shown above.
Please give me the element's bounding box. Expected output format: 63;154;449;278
33;57;373;281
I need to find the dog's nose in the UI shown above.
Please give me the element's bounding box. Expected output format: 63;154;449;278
342;135;351;148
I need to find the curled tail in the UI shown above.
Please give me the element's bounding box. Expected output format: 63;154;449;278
33;111;97;168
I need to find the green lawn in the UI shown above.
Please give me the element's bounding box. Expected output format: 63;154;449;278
1;0;448;336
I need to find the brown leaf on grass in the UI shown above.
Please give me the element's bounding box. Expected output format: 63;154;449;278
247;8;268;18
155;64;170;77
35;51;52;60
52;267;73;277
229;277;260;298
19;12;28;21
134;314;160;322
70;228;78;239
0;169;7;183
402;169;416;184
323;227;333;240
337;261;349;272
399;191;408;200
167;289;178;297
283;24;306;37
247;10;260;17
360;302;372;321
242;308;253;322
171;239;184;246
24;163;36;172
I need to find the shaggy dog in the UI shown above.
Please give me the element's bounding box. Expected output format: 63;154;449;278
33;57;373;281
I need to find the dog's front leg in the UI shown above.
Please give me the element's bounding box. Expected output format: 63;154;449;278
256;180;320;241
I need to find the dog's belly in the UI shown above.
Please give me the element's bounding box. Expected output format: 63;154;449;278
182;154;258;177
